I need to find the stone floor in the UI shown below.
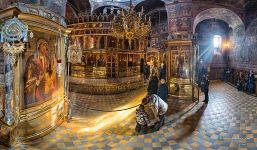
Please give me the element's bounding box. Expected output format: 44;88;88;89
2;81;257;149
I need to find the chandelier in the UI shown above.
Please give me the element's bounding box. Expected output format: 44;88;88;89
111;1;151;46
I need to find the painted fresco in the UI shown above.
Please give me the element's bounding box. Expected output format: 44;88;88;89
166;3;192;35
0;0;10;9
6;0;67;16
24;36;58;108
230;18;257;70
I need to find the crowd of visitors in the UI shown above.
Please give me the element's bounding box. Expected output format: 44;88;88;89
146;63;168;101
136;61;216;134
224;68;256;94
135;94;168;134
136;62;169;134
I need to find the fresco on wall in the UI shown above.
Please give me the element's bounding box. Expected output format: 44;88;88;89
0;0;10;9
8;0;67;16
24;37;58;108
229;18;257;71
166;3;192;35
245;19;257;66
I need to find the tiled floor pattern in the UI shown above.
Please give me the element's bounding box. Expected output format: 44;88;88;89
2;81;257;149
68;87;194;136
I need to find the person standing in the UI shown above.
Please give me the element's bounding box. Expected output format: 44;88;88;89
143;62;148;80
203;75;209;103
159;63;167;81
146;64;150;79
157;79;169;103
147;75;158;95
151;63;159;79
248;70;255;94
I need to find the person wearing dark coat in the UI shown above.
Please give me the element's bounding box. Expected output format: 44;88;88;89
248;70;255;94
143;62;148;80
159;63;167;80
146;64;150;79
202;75;209;104
157;79;169;102
147;75;158;95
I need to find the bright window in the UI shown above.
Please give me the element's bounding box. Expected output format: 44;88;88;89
213;35;222;49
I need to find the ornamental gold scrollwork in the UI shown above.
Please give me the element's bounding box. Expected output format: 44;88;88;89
1;17;28;42
2;42;25;65
1;17;28;126
1;17;28;65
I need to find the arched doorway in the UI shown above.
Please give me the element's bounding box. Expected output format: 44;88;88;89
193;8;245;81
193;8;244;34
195;19;231;80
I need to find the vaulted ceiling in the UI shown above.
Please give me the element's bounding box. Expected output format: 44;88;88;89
66;0;164;14
67;0;91;13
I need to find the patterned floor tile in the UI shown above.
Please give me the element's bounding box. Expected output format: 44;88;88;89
3;81;257;149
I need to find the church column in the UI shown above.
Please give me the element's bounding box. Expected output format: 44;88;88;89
4;54;14;125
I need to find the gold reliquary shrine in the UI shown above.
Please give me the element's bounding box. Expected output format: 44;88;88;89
67;14;148;94
0;4;70;146
166;40;199;101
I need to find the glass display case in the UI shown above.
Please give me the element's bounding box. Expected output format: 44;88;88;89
167;40;199;101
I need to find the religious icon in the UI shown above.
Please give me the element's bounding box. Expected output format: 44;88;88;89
176;54;184;77
97;55;106;67
169;19;177;32
24;38;57;108
181;17;188;30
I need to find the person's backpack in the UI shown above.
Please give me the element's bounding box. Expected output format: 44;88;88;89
155;95;168;115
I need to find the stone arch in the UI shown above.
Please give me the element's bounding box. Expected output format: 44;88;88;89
91;1;127;13
193;8;246;65
134;0;165;7
193;8;244;34
134;0;165;12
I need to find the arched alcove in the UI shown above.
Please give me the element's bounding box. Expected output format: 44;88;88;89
193;7;245;70
193;8;244;34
